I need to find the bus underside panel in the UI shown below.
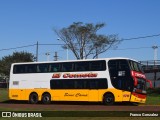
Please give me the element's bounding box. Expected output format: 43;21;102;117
9;88;146;104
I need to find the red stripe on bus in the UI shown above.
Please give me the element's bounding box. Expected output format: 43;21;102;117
132;92;146;99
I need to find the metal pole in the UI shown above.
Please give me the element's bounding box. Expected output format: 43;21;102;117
45;52;50;61
152;45;158;88
36;41;39;62
54;52;58;61
152;45;158;63
154;71;156;88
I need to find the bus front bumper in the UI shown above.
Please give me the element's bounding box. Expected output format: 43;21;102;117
130;92;146;103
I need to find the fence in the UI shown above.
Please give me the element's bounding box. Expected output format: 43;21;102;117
0;78;8;88
140;60;160;88
0;82;8;88
140;60;160;73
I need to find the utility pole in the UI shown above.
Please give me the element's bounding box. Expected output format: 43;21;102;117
152;45;158;63
54;52;58;61
36;41;39;62
45;52;50;61
152;45;158;88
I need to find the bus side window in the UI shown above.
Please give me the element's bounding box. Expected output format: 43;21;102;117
62;62;74;72
89;80;98;89
26;64;36;73
119;60;129;71
37;64;48;73
108;60;117;77
75;62;88;71
13;65;25;74
49;63;61;72
90;61;104;71
74;80;87;89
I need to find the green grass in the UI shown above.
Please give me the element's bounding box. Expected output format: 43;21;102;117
145;95;160;105
145;88;160;105
0;88;8;102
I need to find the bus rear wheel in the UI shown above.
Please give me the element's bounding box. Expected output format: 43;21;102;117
41;93;51;104
103;93;115;105
29;92;38;104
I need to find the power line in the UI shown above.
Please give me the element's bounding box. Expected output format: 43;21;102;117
39;43;64;46
110;46;158;51
119;34;160;41
0;33;160;52
0;44;36;52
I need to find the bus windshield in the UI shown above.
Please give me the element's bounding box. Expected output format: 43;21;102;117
129;60;144;73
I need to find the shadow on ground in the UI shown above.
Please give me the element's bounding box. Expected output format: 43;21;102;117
1;100;139;106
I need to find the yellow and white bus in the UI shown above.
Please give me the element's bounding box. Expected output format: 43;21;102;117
9;57;151;105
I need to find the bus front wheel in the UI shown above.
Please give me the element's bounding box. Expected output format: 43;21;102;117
103;93;115;105
41;93;51;104
29;92;38;104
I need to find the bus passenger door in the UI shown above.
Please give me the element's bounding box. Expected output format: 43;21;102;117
117;77;132;102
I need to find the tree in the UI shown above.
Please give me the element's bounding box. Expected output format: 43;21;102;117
54;22;119;59
0;51;34;77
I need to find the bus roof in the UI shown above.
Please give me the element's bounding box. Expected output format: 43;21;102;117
11;57;138;65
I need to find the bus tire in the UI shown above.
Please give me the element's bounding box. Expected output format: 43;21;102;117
29;92;38;104
103;93;115;105
41;93;51;104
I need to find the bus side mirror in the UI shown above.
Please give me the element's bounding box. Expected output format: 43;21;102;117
146;79;152;88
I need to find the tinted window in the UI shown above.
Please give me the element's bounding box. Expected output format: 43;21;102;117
49;63;61;72
37;64;48;73
108;60;134;91
75;62;89;71
13;64;37;73
13;65;26;74
108;60;129;71
129;60;144;73
13;60;106;74
26;64;37;73
62;62;74;72
136;78;146;91
90;61;106;71
50;79;108;89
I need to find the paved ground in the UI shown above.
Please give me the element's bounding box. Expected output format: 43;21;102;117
0;101;160;111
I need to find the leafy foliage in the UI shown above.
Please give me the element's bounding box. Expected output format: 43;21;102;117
54;22;119;59
0;51;34;77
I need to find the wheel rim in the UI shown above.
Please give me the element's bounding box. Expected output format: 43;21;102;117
106;97;113;103
104;94;114;105
43;96;49;102
42;94;51;104
30;94;38;104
